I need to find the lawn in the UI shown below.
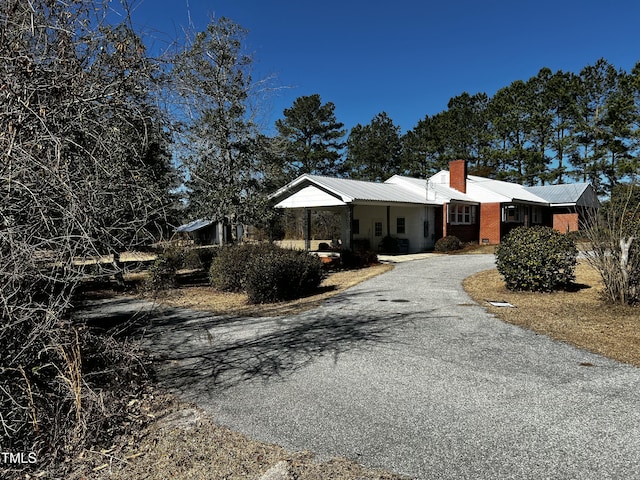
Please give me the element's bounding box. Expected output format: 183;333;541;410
463;261;640;367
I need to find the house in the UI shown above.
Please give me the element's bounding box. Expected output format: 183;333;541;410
269;160;600;253
175;219;244;246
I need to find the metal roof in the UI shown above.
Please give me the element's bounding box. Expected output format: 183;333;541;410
176;219;214;233
525;183;598;207
271;171;598;209
272;174;437;205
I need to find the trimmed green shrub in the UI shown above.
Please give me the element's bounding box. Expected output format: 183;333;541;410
209;243;280;292
183;247;203;270
245;249;324;303
434;235;462;252
495;226;578;292
352;238;371;252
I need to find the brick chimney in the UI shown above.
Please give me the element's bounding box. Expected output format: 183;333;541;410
449;160;467;194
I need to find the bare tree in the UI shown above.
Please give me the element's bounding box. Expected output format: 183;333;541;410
173;16;278;235
1;0;176;469
583;185;640;304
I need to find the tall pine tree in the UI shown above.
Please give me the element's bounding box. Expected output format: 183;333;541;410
275;94;346;178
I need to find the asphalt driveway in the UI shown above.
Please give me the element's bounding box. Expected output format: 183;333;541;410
118;254;640;479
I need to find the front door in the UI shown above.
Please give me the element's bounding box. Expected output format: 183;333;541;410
372;218;383;249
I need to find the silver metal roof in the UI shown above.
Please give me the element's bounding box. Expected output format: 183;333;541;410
176;219;214;233
271;172;599;209
525;183;596;206
273;174;437;205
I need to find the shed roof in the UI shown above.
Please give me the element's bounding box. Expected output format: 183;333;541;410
176;219;214;233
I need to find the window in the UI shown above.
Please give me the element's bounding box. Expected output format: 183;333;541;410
374;221;383;237
352;219;360;234
503;204;525;223
531;207;542;224
448;204;476;225
396;217;406;234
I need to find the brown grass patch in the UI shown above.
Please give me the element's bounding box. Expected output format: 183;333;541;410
76;394;406;480
464;261;640;366
153;263;394;317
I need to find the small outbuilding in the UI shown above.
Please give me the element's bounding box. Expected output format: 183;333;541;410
176;219;244;246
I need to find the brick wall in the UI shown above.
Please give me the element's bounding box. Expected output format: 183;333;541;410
553;213;579;233
479;203;502;244
449;160;467;193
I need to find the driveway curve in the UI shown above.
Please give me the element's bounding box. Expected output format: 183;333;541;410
141;254;640;479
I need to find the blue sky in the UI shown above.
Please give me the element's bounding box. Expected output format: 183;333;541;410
130;0;640;134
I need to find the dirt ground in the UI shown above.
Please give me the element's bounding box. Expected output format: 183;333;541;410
54;255;638;479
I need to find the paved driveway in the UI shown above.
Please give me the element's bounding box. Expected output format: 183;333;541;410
132;254;640;479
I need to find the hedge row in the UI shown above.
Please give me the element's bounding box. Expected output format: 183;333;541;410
209;243;325;303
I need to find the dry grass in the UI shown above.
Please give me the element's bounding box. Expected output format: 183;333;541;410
80;394;406;480
152;263;394;317
463;261;640;367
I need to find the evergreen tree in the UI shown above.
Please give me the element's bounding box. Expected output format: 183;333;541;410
544;69;579;183
344;112;402;181
569;58;619;193
275;94;346;178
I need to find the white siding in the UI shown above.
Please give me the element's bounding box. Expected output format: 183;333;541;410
344;205;436;253
275;185;346;208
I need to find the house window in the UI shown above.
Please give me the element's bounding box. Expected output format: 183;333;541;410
374;221;383;237
352;219;360;235
532;207;542;224
397;217;406;234
448;204;477;225
503;205;525;223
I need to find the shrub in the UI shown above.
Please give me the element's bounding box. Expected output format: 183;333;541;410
352;238;371;252
245;249;324;303
434;235;462;252
209;243;280;292
145;245;184;291
583;187;640;305
380;235;398;253
495;226;577;292
183;245;219;271
340;249;379;269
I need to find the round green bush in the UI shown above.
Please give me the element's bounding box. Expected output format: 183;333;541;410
245;249;324;304
434;235;462;252
209;242;281;292
495;226;577;292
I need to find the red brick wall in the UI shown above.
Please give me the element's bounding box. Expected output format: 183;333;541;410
553;213;579;233
449;160;467;194
479;203;501;244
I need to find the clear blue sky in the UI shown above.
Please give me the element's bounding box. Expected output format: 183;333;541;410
130;0;640;134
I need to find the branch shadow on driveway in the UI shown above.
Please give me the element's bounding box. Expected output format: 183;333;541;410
139;292;430;394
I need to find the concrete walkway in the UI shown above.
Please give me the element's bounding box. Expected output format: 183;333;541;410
108;254;640;479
